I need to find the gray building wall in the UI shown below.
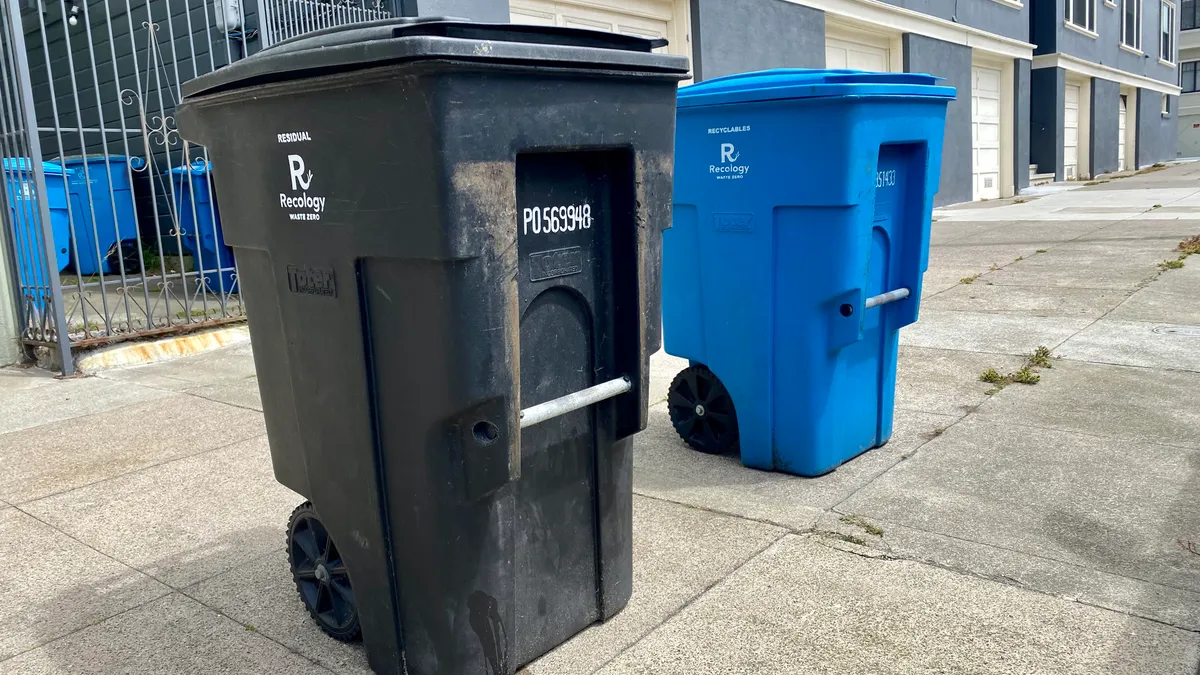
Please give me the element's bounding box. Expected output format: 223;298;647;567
881;0;1028;42
400;0;510;21
904;34;972;205
689;0;824;81
1033;0;1178;85
1031;67;1067;178
1016;58;1032;190
1137;87;1178;163
1090;77;1121;173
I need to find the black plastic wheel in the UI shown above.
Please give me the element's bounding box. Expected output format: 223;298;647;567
287;502;361;642
667;365;739;454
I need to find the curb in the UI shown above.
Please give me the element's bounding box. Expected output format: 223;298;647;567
75;324;251;373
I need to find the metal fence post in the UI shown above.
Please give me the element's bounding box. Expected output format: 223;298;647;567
3;1;74;375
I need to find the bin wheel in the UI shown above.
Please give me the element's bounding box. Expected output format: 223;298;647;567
287;501;361;642
668;365;739;454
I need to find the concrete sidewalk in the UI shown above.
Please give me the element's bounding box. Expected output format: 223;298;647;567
2;164;1199;674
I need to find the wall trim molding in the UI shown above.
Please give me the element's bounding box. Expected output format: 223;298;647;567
782;0;1035;59
1032;53;1182;94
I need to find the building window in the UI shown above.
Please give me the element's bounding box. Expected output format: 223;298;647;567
1163;92;1171;115
1185;0;1199;29
1067;0;1097;31
1183;61;1199;92
1124;0;1144;47
1162;0;1177;61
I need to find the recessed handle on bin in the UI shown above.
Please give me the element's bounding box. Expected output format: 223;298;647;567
519;376;632;429
864;288;911;309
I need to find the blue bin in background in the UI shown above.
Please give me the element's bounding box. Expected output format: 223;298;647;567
663;69;954;477
2;158;72;286
62;155;140;276
170;160;236;294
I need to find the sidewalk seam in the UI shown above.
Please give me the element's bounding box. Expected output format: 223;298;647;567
584;531;791;675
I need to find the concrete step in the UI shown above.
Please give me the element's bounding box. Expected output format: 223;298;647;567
1030;172;1056;186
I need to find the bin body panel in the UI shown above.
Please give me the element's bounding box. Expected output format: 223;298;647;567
178;36;682;674
62;156;137;275
170;163;237;293
667;73;950;477
3;159;71;284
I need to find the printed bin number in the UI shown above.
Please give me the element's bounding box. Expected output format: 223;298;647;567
523;203;592;236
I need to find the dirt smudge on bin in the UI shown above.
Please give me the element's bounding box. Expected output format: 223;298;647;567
468;590;509;675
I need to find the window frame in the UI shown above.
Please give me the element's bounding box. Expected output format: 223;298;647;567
1183;60;1199;92
1162;92;1171;116
1185;0;1199;29
1161;0;1177;63
1123;0;1144;49
1066;0;1098;32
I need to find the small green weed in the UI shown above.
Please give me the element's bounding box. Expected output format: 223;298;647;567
1014;256;1024;262
961;273;982;285
1012;366;1041;385
1029;346;1053;369
1159;258;1185;271
1151;204;1163;209
979;368;1006;384
839;514;885;537
1036;249;1048;254
1178;235;1200;257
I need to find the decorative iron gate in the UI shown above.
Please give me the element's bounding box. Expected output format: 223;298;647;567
0;0;390;374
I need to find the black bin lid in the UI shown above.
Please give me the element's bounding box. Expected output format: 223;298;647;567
182;17;691;99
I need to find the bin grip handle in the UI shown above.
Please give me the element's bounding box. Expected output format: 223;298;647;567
864;288;910;309
520;377;631;429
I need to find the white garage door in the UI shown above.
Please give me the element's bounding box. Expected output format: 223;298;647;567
1065;84;1081;180
825;37;888;71
1118;95;1128;171
971;65;1002;201
510;0;684;56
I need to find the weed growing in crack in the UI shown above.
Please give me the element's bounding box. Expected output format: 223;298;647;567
1036;249;1048;254
1179;235;1200;256
822;531;868;547
840;514;885;537
1014;256;1024;262
1011;366;1041;385
1029;346;1053;369
979;368;1006;384
980;346;1053;392
960;273;982;284
1159;258;1185;271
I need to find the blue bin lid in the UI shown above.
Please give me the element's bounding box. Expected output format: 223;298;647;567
677;68;957;108
170;159;212;175
60;154;134;166
2;157;69;176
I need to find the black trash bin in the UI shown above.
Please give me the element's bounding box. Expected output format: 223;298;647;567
176;18;688;675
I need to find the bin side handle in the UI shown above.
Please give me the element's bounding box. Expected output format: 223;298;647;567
520;377;632;429
864;288;910;309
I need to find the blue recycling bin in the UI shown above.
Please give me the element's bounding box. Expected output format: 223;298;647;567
663;69;954;477
170;160;236;294
2;158;72;287
62;155;140;276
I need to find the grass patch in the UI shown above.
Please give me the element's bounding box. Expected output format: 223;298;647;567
1036;249;1048;254
1159;258;1185;271
244;623;258;633
1083;180;1109;186
960;273;982;285
1137;164;1168;175
839;514;885;537
1151;204;1163;209
1014;256;1024;262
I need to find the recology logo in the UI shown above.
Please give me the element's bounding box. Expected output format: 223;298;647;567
279;153;326;220
710;142;749;180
